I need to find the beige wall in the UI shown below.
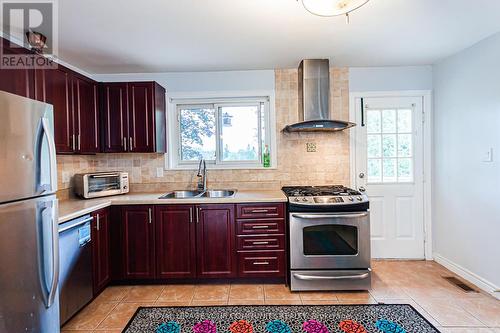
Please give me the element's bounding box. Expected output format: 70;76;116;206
57;68;350;198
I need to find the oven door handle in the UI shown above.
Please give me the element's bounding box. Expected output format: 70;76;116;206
89;173;121;178
291;213;368;219
292;272;370;281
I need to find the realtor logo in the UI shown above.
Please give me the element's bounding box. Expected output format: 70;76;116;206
1;0;58;68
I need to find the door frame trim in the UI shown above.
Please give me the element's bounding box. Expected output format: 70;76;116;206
349;90;433;260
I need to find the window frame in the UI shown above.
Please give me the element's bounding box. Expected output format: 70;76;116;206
167;95;275;170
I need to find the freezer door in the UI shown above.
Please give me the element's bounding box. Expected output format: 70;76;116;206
0;91;57;204
0;195;60;333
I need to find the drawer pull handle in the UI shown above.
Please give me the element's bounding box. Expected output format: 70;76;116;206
252;241;269;245
251;225;269;229
251;209;269;213
253;261;269;265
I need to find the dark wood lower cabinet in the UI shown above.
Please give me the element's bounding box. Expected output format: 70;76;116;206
107;203;284;286
91;208;111;295
121;205;155;279
196;204;236;278
155;205;196;279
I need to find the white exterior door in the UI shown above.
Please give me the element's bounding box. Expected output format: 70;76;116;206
354;96;425;259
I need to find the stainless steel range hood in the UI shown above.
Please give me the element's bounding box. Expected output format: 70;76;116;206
284;59;355;132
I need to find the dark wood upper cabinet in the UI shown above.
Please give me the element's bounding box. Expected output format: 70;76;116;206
100;83;128;153
121;205;155;279
196;204;236;278
91;208;111;295
0;38;32;98
45;67;74;153
44;66;100;154
128;82;153;152
155;205;196;279
74;75;99;153
100;81;166;153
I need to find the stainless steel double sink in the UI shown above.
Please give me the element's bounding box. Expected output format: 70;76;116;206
159;189;236;199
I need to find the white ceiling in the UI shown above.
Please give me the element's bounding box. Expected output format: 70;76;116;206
57;0;500;74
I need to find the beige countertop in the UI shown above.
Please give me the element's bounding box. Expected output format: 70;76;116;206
58;190;287;223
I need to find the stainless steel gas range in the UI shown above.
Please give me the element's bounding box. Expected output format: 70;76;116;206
282;185;371;291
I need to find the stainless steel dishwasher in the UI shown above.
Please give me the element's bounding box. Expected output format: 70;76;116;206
58;214;94;324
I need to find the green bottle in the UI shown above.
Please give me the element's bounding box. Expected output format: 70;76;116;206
263;144;271;168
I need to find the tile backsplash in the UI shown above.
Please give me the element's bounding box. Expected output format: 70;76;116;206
57;68;350;198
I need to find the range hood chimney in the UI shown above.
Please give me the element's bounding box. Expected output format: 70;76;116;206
283;59;355;132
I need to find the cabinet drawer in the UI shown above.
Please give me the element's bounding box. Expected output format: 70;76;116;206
237;235;285;251
236;219;284;235
236;203;284;219
238;251;285;278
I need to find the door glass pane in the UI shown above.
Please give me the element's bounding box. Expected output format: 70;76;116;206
383;158;397;182
398;158;413;181
382;134;396;157
366;110;381;133
179;106;216;161
220;105;260;161
367;159;381;183
303;225;358;255
367;135;381;158
397;109;412;133
382;109;396;133
398;134;412;157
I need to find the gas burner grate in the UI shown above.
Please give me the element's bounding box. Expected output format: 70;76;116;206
282;185;361;197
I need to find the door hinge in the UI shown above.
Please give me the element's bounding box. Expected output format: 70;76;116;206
422;110;425;124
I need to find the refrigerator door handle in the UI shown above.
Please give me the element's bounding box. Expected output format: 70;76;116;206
47;202;59;308
37;201;59;309
41;117;57;193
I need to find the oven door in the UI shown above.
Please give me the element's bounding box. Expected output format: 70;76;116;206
289;212;370;270
85;173;123;198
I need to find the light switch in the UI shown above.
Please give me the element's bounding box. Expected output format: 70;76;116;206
482;148;493;162
156;167;164;178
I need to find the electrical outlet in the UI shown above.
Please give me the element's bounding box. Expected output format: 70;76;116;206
156;167;164;178
306;142;317;152
61;171;70;183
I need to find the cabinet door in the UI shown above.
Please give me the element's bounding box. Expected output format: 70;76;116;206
196;204;236;278
0;39;32;97
91;208;111;295
121;206;155;279
74;76;99;153
155;205;196;279
100;83;128;152
128;82;154;152
45;67;75;153
33;67;46;102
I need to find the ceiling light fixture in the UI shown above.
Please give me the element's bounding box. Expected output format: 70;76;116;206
300;0;369;22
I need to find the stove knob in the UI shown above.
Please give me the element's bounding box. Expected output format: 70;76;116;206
348;197;354;201
302;198;308;202
357;197;363;201
293;198;299;202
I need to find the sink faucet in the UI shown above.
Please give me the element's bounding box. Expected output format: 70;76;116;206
196;158;207;192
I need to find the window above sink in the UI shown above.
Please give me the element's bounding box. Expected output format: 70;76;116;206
166;95;276;170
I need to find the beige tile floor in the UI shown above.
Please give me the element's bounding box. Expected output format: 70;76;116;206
62;260;500;333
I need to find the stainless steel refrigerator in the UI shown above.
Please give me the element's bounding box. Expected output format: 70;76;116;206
0;90;60;332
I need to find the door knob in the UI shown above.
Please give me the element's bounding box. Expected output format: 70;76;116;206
359;186;366;192
359;172;365;179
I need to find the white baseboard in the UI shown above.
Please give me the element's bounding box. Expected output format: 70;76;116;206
433;253;500;300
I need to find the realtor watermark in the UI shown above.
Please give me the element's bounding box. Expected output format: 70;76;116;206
1;0;58;69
